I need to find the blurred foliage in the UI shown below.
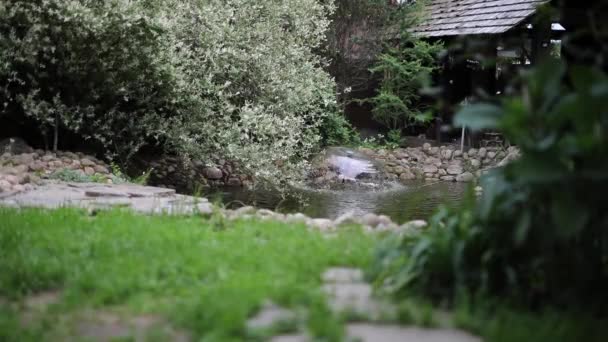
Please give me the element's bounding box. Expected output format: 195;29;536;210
372;60;608;311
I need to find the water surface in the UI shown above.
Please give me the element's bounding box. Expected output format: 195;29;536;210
205;181;469;223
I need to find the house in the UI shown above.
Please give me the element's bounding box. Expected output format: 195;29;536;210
408;0;564;142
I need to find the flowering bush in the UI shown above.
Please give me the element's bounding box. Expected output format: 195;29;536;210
0;0;337;184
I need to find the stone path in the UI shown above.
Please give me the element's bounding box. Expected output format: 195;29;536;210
253;267;481;342
0;182;213;215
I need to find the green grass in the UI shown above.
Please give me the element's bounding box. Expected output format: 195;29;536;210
1;208;605;342
0;208;376;341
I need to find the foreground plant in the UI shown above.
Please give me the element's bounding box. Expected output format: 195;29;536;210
373;60;608;312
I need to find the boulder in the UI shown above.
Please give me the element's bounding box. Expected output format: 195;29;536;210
487;151;497;159
361;213;392;228
399;170;415;181
440;176;455;182
440;149;453;160
203;166;223;180
478;147;487;159
226;177;242;186
429;147;440;156
12;153;36;165
453;150;463;158
392;166;406;175
94;165;109;174
422;165;438;174
468;148;478;157
456;172;475;182
0;179;12;192
310;218;334;231
422;143;431;151
84;167;96;176
334;212;359;226
469;159;481;169
446;164;464;175
400;220;428;231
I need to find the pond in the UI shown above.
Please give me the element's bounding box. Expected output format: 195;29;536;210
205;181;470;224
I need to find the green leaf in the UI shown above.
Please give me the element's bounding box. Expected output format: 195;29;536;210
454;103;503;130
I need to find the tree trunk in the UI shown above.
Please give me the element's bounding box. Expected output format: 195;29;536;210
53;113;58;152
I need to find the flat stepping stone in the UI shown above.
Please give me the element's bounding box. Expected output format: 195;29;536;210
246;301;296;330
270;334;308;342
322;267;364;283
347;323;482;342
322;283;380;317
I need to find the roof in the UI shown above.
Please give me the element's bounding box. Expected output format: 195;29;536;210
412;0;548;37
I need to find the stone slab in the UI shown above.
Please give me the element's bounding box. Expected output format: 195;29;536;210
347;324;482;342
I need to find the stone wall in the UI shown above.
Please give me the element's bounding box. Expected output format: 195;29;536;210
144;155;251;191
0;149;112;193
359;144;520;183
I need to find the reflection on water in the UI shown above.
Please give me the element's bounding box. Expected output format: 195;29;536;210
205;181;470;223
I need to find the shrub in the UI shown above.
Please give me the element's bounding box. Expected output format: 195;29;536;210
373;61;608;310
367;37;443;131
0;0;338;185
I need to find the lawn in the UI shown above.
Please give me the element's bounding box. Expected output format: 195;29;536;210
0;208;377;341
1;208;606;342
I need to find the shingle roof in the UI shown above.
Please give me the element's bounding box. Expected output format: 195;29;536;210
412;0;547;37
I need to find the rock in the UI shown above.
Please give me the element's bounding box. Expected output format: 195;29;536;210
18;174;30;184
361;213;392;228
4;175;20;185
392;166;406;175
446;164;464;175
13;153;36;165
285;213;308;223
426;156;442;167
440;149;453;160
203;166;223;180
422;165;438;174
429;147;439;155
469;159;481;169
468;148;478;157
463;152;469;160
84;167;95;176
440;176;455;182
233;206;256;216
487;151;497;159
497;151;519;167
12;184;25;192
399;171;415;181
93;165;109;174
422;143;431;151
456;172;474;182
475;186;483;192
478;147;487;158
438;168;447;176
0;179;12;192
400;220;428;230
334;212;359;226
41;154;55;162
226;177;242;186
310;218;334;231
